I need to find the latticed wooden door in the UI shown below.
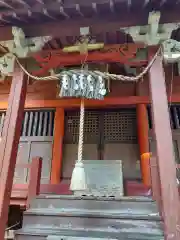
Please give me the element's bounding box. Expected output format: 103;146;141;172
62;108;140;181
62;110;100;180
103;109;140;179
0;110;55;184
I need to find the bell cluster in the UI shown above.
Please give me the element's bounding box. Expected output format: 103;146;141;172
59;73;107;100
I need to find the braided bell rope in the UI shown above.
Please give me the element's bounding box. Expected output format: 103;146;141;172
77;99;85;163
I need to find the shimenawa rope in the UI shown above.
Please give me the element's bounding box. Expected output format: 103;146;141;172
15;47;160;82
0;41;161;82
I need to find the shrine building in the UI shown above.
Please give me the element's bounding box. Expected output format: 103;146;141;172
0;1;180;240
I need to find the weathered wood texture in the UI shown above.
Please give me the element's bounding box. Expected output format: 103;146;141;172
0;110;54;185
14;136;53;185
149;53;180;240
11;157;42;208
0;64;27;240
27;157;42;208
149;156;162;215
50;108;64;184
0;79;137;101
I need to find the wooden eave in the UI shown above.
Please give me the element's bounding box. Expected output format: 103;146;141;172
0;0;180;41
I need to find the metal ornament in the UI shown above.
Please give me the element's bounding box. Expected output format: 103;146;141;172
59;73;107;100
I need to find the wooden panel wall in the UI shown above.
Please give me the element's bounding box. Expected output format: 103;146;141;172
0;79;136;102
0;110;54;184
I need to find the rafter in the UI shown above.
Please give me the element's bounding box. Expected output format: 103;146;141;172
36;0;44;3
92;2;98;13
143;0;150;7
42;8;57;20
12;12;28;23
0;1;14;9
127;0;131;8
75;4;84;17
59;6;69;18
109;0;115;12
0;0;126;17
0;15;11;24
14;0;30;7
160;0;167;6
0;7;180;41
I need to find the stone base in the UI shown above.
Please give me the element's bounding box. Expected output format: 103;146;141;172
73;160;124;197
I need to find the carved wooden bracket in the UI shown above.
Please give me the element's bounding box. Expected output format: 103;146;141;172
0;26;51;77
31;43;147;76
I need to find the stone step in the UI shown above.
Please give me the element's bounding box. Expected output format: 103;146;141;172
30;195;157;214
24;207;160;219
15;226;164;240
15;195;163;240
22;209;162;232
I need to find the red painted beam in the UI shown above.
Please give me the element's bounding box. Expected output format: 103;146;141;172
32;44;147;75
0;93;179;110
149;52;180;240
0;63;27;239
0;94;180;110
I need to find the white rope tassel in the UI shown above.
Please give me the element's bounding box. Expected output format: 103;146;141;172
70;99;87;191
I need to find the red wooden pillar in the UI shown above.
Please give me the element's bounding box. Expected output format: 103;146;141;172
50;108;64;184
149;51;180;240
0;63;27;239
137;104;151;186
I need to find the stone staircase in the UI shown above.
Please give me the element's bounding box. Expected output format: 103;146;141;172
15;195;164;240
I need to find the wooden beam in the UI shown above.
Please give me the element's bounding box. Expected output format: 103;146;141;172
0;63;27;239
149;52;180;240
0;93;180;111
32;44;146;75
0;96;149;110
0;94;180;110
137;104;151;186
50;108;64;184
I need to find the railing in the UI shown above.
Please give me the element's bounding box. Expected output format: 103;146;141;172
149;156;162;215
150;157;180;217
12;157;42;208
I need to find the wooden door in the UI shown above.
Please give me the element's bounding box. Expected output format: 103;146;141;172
103;109;140;180
0;110;55;184
62;110;99;180
62;108;140;181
